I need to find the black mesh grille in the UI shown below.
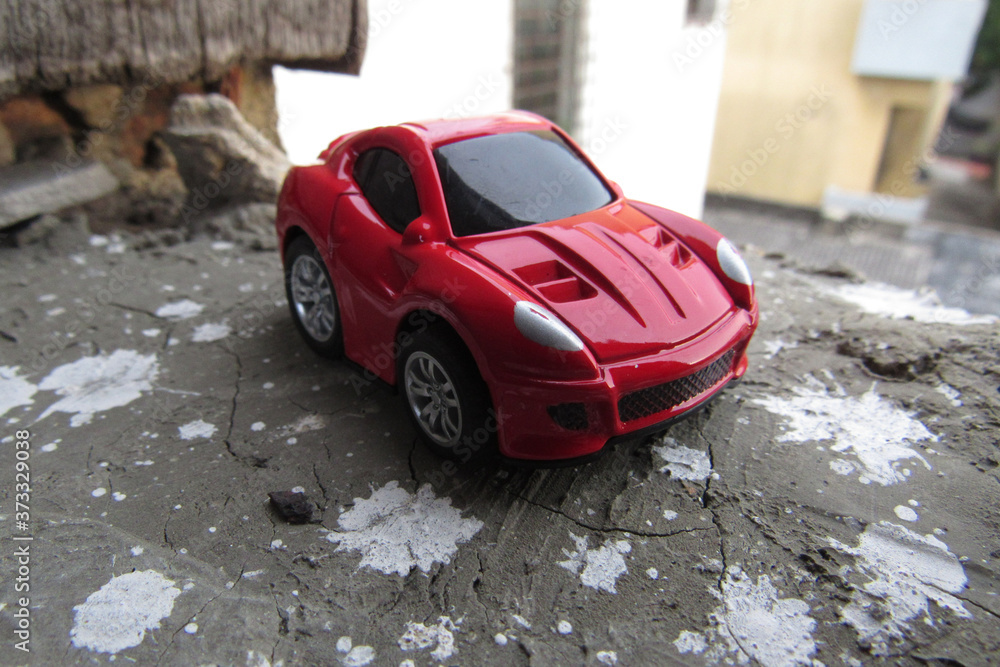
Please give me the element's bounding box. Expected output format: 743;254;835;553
618;350;735;423
547;403;589;431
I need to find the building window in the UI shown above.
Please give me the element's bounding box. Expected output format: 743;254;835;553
687;0;717;25
513;0;585;134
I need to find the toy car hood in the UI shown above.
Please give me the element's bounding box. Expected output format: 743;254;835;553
455;201;735;363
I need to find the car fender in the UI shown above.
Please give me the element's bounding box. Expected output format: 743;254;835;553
388;243;600;390
276;164;346;262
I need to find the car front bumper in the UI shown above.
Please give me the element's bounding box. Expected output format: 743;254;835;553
490;307;756;462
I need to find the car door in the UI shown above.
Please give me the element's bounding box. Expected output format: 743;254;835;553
332;147;423;377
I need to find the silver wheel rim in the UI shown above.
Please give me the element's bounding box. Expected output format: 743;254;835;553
404;352;462;447
290;254;336;342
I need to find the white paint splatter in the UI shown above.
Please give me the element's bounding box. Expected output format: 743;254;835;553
398;617;459;662
91;488;107;498
342;647;375;667
596;650;618;665
673;630;707;655
41;442;58;452
558;533;631;594
763;339;798;359
494;633;508;646
246;650;272;667
112;492;126;502
663;509;678;520
512;614;531;629
752;379;933;485
557;620;573;634
242;569;265;579
324;481;483;576
934;384;962;407
184;622;198;634
190;322;231;343
141;328;161;338
828;521;970;655
178;420;217;440
675;566;818;666
38;350;159;427
829;459;855;476
647;568;659;579
0;366;37;418
70;570;182;654
893;505;918;522
335;636;375;667
130;547;143;556
251;421;266;431
829;282;996;325
155;299;204;320
652;437;712;482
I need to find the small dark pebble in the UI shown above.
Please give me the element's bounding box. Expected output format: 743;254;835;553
268;491;315;524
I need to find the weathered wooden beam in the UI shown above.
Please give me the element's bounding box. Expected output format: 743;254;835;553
0;0;366;99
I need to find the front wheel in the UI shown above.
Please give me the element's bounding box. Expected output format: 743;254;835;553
284;235;343;357
399;330;496;461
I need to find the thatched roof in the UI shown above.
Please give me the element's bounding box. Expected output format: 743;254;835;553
0;0;366;99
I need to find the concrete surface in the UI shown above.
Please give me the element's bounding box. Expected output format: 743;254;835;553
0;221;999;666
705;199;1000;318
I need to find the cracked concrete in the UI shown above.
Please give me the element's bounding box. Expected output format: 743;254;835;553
0;223;998;666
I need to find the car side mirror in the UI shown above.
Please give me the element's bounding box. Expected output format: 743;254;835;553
401;217;442;246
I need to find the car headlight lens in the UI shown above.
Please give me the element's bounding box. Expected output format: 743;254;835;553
513;301;584;352
716;238;753;286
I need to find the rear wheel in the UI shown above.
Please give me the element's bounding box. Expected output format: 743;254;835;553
400;329;496;461
284;235;343;357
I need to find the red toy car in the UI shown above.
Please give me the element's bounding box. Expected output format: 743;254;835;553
276;111;758;463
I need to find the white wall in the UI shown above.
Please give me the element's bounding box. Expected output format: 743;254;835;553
577;1;728;218
275;0;514;164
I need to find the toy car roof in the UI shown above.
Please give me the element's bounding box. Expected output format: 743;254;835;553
320;111;557;160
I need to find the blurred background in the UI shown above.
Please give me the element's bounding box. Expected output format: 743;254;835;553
275;0;1000;228
2;0;999;311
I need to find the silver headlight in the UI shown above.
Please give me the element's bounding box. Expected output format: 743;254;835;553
716;238;753;286
513;301;584;352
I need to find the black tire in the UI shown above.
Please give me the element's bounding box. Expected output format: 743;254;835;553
399;328;496;461
284;235;343;357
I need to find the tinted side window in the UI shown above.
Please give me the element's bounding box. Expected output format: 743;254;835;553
352;148;421;233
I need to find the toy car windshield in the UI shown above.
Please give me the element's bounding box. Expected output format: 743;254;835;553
433;130;614;237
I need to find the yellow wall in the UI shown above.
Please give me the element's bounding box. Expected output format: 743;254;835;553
707;0;948;206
